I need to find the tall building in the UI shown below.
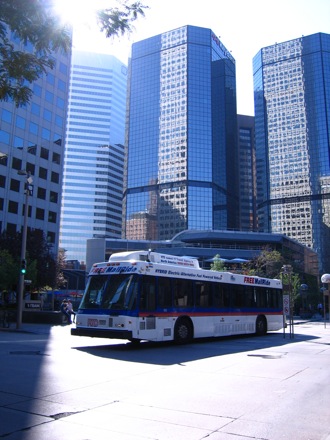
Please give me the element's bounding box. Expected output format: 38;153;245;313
0;32;71;255
253;32;330;273
123;25;238;241
237;115;256;232
59;51;127;264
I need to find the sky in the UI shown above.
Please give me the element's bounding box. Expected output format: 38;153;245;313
56;0;330;116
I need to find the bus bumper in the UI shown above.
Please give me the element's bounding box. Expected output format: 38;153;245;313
71;327;133;340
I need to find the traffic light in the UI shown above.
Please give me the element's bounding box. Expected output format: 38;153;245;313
21;259;26;274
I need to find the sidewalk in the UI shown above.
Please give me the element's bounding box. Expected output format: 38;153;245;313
0;321;72;335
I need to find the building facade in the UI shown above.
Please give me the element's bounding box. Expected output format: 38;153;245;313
59;51;127;264
0;32;71;255
86;230;318;278
253;32;330;273
237;115;256;232
123;25;238;241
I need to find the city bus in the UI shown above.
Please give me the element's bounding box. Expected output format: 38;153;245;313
71;250;283;343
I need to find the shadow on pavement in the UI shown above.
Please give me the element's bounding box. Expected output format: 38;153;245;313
73;329;319;366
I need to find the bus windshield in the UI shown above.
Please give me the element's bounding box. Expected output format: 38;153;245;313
79;274;138;310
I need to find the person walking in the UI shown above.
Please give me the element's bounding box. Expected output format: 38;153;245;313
60;299;71;324
66;299;76;323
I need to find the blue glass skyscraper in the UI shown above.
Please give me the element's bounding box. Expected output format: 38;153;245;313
253;33;330;273
60;51;127;264
0;32;71;255
123;25;238;241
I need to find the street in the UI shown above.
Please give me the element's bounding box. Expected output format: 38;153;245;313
0;321;330;440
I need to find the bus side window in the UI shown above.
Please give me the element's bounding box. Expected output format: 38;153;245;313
195;281;212;307
245;286;255;307
158;277;172;308
213;284;230;307
233;285;245;308
139;276;156;311
256;287;266;308
174;279;193;307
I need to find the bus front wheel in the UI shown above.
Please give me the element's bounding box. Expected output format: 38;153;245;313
255;315;267;336
174;318;193;344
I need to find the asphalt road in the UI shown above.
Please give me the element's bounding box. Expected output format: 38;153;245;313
0;321;330;440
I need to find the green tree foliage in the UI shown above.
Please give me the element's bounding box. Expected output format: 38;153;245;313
0;0;71;106
96;1;148;38
210;254;227;272
55;248;67;289
0;249;18;291
0;0;148;106
243;247;284;278
0;229;56;290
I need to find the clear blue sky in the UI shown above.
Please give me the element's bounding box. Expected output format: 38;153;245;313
66;0;330;116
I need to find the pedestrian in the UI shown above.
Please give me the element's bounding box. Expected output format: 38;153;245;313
60;299;71;324
67;299;76;323
317;303;323;316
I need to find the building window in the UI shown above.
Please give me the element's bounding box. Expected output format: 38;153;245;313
1;109;12;123
40;147;49;160
8;200;18;214
31;103;40;116
39;167;48;180
51;171;59;184
29;122;38;135
45;91;53;103
42;128;50;141
11;157;22;170
50;191;58;203
43;109;52;122
37;187;46;200
48;211;57;223
0;130;10;144
15;115;26;129
10;179;20;192
36;208;45;220
47;231;56;244
52;152;61;164
26;163;35;175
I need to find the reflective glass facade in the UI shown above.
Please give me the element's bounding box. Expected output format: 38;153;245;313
237;115;256;232
0;31;71;254
124;26;238;240
60;51;127;263
253;33;330;273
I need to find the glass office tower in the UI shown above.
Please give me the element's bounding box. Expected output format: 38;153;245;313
253;33;330;273
237;115;256;232
0;31;71;256
60;51;127;264
123;25;238;240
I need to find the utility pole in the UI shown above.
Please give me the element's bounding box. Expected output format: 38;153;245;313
16;171;33;329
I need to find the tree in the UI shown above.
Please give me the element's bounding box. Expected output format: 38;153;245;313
210;254;227;272
0;0;148;106
96;1;148;38
55;248;67;289
0;249;18;292
0;229;56;290
243;247;284;278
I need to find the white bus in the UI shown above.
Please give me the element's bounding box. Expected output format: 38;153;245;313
71;251;283;343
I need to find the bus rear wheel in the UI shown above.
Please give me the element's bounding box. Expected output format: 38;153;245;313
255;315;267;336
174;318;193;344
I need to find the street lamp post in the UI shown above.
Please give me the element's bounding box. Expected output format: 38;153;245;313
281;264;294;338
320;274;330;328
16;171;33;329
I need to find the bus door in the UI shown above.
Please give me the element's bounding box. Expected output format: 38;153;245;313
138;276;158;340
